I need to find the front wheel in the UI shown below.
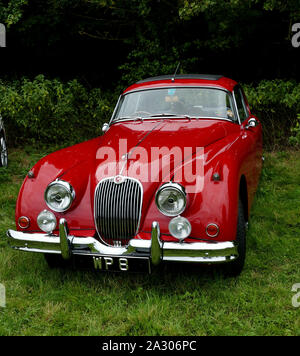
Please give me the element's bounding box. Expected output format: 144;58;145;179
223;199;246;277
0;134;8;168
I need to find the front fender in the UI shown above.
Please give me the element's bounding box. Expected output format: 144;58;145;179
15;138;100;232
140;133;246;243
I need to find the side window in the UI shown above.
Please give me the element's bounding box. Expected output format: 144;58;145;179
234;86;249;122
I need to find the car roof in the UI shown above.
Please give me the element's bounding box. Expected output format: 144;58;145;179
136;74;224;83
123;74;238;94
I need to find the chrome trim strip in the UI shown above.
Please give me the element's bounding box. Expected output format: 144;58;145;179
232;87;241;125
108;95;121;126
6;221;239;266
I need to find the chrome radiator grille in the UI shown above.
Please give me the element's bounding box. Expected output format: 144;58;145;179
94;177;143;246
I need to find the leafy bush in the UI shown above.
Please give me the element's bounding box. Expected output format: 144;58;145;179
289;114;300;147
0;75;114;146
243;80;300;150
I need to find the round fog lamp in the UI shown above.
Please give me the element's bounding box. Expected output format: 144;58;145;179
169;216;191;240
37;210;57;233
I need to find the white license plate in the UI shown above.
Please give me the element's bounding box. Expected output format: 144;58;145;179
92;255;151;273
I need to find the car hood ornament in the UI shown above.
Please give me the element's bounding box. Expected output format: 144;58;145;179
114;175;125;184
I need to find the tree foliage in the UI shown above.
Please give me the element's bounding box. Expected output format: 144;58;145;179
0;75;112;145
1;0;300;85
0;0;28;27
179;0;300;19
178;0;300;50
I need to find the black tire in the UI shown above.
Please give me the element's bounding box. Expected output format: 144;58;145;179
44;253;71;269
0;134;8;168
223;199;246;277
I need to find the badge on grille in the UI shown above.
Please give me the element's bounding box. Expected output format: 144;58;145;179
114;175;125;184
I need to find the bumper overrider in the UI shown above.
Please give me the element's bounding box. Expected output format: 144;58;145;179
6;219;238;272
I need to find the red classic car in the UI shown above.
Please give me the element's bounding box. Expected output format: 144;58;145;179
7;74;263;275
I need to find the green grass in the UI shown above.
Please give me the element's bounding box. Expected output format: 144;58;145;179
0;147;300;336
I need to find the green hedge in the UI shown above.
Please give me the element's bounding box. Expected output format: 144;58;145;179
0;76;299;150
244;80;300;150
0;75;113;146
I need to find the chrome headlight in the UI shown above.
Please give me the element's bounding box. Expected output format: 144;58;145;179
44;180;75;212
155;182;186;217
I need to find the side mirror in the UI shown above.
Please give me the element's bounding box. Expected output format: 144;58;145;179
245;118;258;130
102;123;109;133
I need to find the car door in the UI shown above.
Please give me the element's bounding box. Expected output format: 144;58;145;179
234;85;262;204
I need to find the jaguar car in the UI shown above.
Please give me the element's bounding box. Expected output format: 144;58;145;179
6;74;263;275
0;115;7;168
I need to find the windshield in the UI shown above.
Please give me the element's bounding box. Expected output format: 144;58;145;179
112;88;236;122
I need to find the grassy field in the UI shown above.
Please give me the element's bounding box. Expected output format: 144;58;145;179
0;146;299;336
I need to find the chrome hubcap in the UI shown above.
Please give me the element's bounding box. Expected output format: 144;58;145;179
0;136;8;167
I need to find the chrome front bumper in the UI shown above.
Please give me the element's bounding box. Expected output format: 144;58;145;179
6;219;238;266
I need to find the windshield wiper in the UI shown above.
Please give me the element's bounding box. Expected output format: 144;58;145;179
150;113;191;120
117;116;144;122
150;113;178;117
116;114;192;122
